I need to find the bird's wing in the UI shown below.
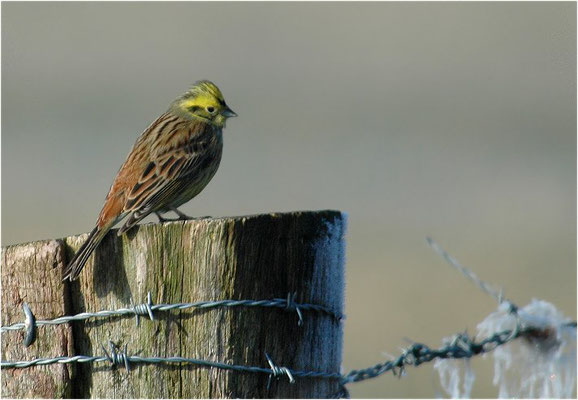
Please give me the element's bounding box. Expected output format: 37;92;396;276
117;129;214;234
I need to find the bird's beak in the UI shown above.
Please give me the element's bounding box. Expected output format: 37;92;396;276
222;106;237;118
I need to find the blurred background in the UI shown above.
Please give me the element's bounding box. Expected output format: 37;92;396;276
2;2;576;397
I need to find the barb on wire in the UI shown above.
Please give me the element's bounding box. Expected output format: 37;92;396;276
22;303;37;347
131;292;155;326
265;353;296;390
0;292;342;334
102;341;130;372
285;292;304;326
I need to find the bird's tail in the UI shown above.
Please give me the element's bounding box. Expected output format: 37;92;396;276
62;223;113;281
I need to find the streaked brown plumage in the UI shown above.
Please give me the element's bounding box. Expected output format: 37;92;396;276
63;80;236;281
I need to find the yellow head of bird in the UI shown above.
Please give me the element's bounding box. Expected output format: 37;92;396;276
172;80;236;128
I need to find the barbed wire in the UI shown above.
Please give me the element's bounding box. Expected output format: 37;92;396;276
425;237;518;313
3;321;573;392
1;340;341;381
1;291;343;342
342;320;575;385
1;238;575;397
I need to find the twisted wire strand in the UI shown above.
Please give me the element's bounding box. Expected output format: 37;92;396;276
341;324;527;384
426;237;505;304
0;342;342;383
5;322;572;390
0;294;342;334
426;237;520;315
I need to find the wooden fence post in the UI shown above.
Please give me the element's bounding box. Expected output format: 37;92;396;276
1;239;73;398
2;210;346;398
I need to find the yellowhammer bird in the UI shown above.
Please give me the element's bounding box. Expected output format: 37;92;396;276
62;80;236;281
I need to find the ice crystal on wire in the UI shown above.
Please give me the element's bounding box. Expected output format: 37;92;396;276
434;357;475;399
477;299;576;398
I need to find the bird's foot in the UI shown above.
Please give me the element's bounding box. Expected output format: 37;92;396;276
155;212;179;223
157;209;211;222
171;207;192;221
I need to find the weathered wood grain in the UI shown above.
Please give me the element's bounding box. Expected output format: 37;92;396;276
1;239;73;398
64;210;346;398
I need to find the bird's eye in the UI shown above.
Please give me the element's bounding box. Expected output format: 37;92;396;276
206;106;215;113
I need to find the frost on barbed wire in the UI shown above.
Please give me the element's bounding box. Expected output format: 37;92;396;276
434;354;475;398
477;299;576;399
434;300;576;399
